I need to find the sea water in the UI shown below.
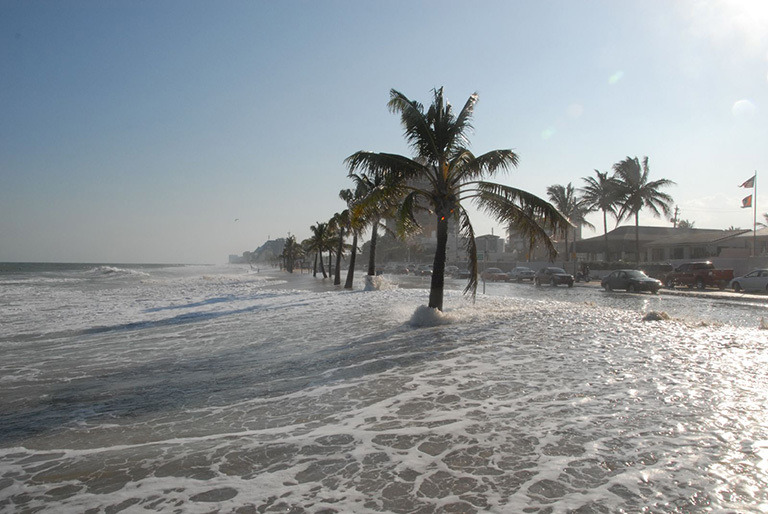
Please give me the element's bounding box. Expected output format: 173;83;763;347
1;263;767;513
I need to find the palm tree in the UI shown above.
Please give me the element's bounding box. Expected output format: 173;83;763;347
613;156;675;262
347;172;395;278
346;87;569;311
325;217;341;279
546;183;594;261
307;222;330;278
340;181;378;289
281;235;303;273
579;170;621;260
331;210;348;286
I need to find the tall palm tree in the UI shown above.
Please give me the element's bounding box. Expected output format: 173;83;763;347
579;170;621;260
307;222;330;278
331;210;348;286
340;181;377;289
325;217;341;279
546;183;594;261
346;87;568;311
347;172;396;278
613;156;675;262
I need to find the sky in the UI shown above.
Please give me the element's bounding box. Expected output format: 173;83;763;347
1;0;767;264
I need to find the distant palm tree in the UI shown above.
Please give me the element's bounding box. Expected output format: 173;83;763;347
546;183;594;261
331;210;349;286
613;156;675;262
281;235;303;273
307;222;330;278
339;189;359;289
677;219;695;229
328;210;349;286
346;87;568;311
347;171;398;278
579;170;621;259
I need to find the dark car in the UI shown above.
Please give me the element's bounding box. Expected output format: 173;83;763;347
534;267;574;287
601;269;661;294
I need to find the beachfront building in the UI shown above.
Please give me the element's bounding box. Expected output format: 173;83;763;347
644;228;749;261
476;234;505;263
575;226;750;263
506;223;583;262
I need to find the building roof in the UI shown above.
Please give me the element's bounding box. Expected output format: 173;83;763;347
734;226;768;239
575;226;748;254
645;229;749;247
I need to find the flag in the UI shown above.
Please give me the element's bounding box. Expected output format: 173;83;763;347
742;195;753;208
740;175;755;188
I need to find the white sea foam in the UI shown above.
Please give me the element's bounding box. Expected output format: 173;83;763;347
1;266;768;512
408;304;454;327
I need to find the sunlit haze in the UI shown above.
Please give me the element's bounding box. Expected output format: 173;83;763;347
2;0;766;263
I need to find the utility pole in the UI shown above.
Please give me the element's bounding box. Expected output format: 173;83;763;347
670;205;680;228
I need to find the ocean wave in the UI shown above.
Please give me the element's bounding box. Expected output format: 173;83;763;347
87;266;150;278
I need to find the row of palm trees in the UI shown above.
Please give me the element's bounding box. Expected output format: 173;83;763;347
283;87;674;312
281;171;397;290
546;156;675;262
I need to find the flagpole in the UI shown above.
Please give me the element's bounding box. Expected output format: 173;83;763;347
754;171;758;257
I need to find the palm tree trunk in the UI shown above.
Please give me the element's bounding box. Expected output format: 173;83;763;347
528;236;534;261
318;252;327;278
344;232;358;289
602;210;609;261
635;212;640;263
367;221;379;276
313;252;318;277
334;228;344;285
327;250;332;278
564;226;570;261
429;214;448;311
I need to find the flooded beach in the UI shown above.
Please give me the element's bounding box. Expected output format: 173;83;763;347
1;264;767;512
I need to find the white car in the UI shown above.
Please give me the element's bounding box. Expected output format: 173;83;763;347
730;269;768;292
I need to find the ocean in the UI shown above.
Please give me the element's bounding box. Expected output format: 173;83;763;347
1;263;767;513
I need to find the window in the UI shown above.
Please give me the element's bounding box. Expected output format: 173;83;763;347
692;247;708;258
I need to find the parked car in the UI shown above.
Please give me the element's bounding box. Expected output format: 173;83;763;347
444;265;459;277
481;267;508;281
507;266;536;282
730;269;768;292
534;267;574;287
601;269;662;294
663;261;733;290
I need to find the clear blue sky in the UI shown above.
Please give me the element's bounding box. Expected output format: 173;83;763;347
2;0;766;263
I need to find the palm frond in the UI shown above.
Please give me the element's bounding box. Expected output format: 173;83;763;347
458;207;478;299
452;149;519;183
388;89;438;161
345;151;422;181
394;191;423;238
473;182;569;260
448;92;478;152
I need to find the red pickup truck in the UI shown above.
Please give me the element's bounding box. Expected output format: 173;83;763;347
663;261;734;290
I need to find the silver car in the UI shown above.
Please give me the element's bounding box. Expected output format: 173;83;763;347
507;266;536;282
730;269;768;292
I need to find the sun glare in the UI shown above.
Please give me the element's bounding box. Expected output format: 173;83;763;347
684;0;768;47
